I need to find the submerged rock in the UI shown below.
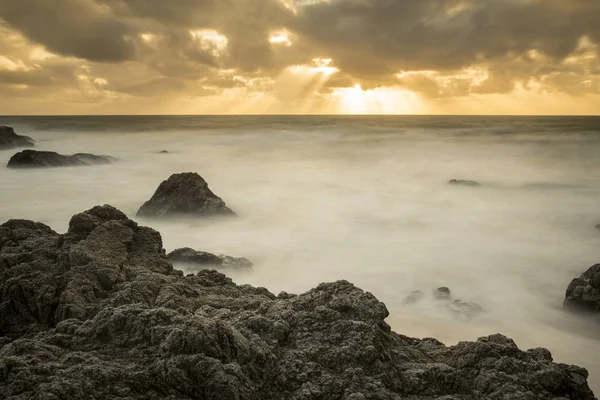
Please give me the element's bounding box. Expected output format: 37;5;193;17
404;287;484;320
7;150;114;168
595;223;600;231
137;172;235;218
159;150;169;154
449;179;481;187
0;207;596;399
565;264;600;313
0;126;35;150
168;247;253;269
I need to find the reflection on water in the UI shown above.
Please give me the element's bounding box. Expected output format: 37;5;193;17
1;115;600;392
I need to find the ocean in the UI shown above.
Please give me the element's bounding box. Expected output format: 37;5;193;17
1;115;600;391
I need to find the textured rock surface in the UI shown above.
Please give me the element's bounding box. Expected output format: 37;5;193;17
0;206;596;399
137;172;235;218
168;247;253;269
449;179;480;187
0;126;35;150
7;150;114;168
565;264;600;313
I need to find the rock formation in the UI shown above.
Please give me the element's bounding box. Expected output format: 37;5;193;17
137;172;235;218
0;205;595;399
168;247;252;269
0;126;35;150
404;287;484;320
7;150;115;168
449;179;481;187
565;264;600;313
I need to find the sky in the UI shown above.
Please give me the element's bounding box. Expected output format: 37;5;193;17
0;0;599;115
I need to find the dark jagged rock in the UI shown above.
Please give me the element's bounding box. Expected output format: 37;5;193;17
168;247;252;269
449;179;481;187
565;264;600;313
7;150;115;168
0;207;596;399
137;172;235;218
0;126;35;150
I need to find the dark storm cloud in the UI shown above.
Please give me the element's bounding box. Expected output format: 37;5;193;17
0;0;136;62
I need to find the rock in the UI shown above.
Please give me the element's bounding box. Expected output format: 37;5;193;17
0;126;35;150
7;150;115;168
0;207;596;399
564;264;600;313
403;290;424;304
449;179;480;187
405;287;484;320
168;247;253;269
159;150;169;154
595;223;600;231
137;172;235;218
434;286;452;300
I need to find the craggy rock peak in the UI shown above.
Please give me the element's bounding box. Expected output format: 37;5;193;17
565;264;600;313
168;247;253;269
7;150;115;168
137;172;236;218
0;206;596;399
0;126;35;150
449;179;481;187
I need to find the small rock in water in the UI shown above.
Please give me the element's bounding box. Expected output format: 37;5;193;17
434;286;452;300
449;179;480;187
564;263;600;313
448;299;484;319
167;247;252;269
159;150;169;154
137;172;236;218
0;126;35;150
595;223;600;231
403;290;424;304
7;150;115;168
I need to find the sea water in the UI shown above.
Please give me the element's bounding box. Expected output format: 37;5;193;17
1;115;600;391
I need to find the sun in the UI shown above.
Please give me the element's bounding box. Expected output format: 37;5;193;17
330;84;422;114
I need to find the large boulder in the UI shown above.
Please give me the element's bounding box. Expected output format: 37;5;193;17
168;247;253;269
0;126;35;150
0;206;596;399
137;172;235;218
7;150;115;168
565;264;600;313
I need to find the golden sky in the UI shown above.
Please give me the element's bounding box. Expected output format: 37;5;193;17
0;0;599;115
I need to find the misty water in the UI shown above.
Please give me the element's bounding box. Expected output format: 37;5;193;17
1;115;600;392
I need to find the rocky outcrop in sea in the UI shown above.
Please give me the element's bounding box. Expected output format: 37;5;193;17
0;126;35;150
137;172;236;218
7;150;115;168
168;247;253;269
565;264;600;313
0;205;595;399
449;179;481;187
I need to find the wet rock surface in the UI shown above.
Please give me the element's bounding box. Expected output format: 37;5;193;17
0;206;596;399
449;179;481;187
0;126;35;150
7;150;115;168
137;172;235;219
565;264;600;313
168;247;253;269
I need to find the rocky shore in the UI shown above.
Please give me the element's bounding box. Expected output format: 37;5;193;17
0;205;596;399
7;150;115;168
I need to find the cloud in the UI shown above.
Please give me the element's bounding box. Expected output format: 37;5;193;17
0;0;598;113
